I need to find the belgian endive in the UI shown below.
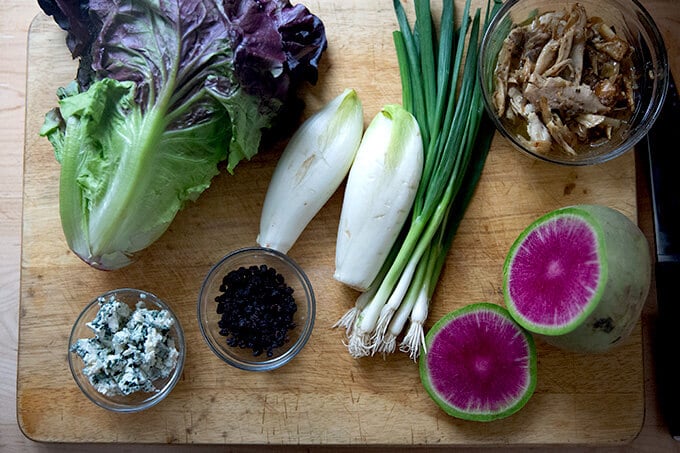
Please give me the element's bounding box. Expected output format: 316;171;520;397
257;89;364;253
334;104;423;291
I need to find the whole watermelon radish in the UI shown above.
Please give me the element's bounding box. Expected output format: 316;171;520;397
420;303;537;422
503;204;651;353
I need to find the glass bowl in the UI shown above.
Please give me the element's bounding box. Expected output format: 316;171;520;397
479;0;669;165
68;288;185;413
197;247;316;371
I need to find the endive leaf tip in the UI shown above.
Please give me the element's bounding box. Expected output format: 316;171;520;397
382;104;420;136
326;89;364;140
339;88;362;110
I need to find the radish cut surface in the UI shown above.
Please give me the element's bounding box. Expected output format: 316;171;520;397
502;205;651;353
503;208;606;335
419;303;537;422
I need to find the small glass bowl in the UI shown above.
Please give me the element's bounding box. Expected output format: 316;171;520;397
479;0;669;165
68;288;185;413
197;247;316;371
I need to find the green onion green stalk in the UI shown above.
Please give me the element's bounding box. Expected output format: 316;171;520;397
337;0;502;360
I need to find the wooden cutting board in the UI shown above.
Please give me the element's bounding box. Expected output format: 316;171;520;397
18;1;644;445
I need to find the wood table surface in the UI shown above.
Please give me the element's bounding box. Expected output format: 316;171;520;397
2;0;679;451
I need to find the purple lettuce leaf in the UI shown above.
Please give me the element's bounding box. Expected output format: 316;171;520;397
37;0;328;270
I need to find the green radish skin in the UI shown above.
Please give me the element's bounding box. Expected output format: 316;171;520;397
419;303;537;422
503;204;651;353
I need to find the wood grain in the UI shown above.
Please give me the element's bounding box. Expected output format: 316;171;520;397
16;1;651;446
6;1;674;453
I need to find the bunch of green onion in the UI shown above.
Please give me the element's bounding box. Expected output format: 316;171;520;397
335;0;502;360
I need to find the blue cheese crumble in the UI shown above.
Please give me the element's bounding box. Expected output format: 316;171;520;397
71;294;180;397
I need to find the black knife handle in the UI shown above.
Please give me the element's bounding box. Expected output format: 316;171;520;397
647;76;680;260
654;261;680;440
646;72;680;440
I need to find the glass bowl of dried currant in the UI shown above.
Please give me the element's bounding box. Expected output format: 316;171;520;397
197;247;316;371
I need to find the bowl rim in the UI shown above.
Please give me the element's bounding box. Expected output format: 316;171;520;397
197;246;316;372
478;0;670;166
67;287;186;413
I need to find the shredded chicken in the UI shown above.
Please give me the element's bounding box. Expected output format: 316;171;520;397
492;3;638;156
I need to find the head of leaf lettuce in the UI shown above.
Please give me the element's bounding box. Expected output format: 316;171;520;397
37;0;327;270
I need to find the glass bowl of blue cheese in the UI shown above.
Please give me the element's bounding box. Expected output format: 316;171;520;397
68;288;185;412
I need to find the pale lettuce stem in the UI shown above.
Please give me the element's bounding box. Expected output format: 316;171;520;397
89;105;169;258
89;65;178;258
59;116;90;257
89;32;186;257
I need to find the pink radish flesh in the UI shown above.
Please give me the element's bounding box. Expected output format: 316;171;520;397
504;204;651;352
424;305;535;418
507;216;600;328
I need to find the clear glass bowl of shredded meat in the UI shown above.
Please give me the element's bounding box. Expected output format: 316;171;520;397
479;0;668;165
197;247;316;371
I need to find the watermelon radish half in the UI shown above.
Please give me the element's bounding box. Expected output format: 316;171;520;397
503;204;651;353
419;303;537;422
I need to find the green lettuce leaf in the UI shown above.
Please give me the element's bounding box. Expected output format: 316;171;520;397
38;0;327;269
41;78;230;269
